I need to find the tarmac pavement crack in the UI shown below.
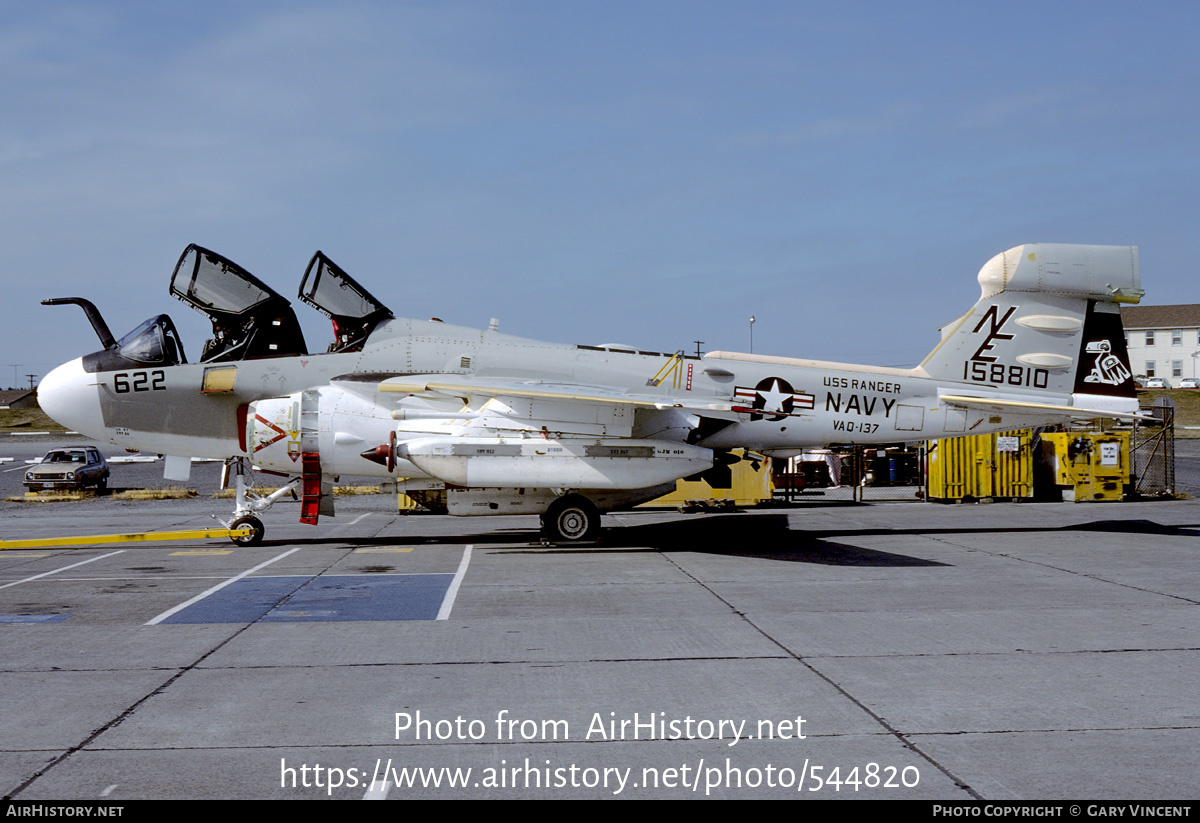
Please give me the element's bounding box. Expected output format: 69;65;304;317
776;645;1200;661
657;551;985;801
188;654;791;671
922;533;1200;605
4;542;361;800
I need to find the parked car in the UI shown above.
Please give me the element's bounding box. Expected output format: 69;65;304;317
1143;377;1171;389
1179;378;1200;389
24;447;109;491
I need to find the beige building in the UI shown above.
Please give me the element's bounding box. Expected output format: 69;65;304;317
1120;304;1200;383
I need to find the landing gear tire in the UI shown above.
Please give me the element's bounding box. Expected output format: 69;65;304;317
542;495;600;542
230;515;265;546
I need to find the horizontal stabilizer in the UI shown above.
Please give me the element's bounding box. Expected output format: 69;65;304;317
939;394;1149;421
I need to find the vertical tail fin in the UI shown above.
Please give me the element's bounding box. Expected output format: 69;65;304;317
920;244;1141;412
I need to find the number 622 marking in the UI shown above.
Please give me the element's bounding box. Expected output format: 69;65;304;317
113;370;165;393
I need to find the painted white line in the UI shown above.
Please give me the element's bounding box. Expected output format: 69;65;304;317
322;571;450;577
0;431;78;436
144;546;304;625
321;511;373;539
29;575;239;582
436;544;472;620
363;779;391;800
99;784;117;797
0;550;126;590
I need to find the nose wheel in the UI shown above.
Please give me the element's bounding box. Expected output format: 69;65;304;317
229;515;264;546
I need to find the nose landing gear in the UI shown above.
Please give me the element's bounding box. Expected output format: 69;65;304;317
219;457;301;546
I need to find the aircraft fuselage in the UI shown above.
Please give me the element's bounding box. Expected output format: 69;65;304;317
35;242;1143;542
44;312;1100;464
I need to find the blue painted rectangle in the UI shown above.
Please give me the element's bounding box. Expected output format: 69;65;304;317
0;614;71;624
163;576;312;624
162;574;455;624
263;574;455;622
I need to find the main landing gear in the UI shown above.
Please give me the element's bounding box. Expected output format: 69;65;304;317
540;494;601;543
219;457;300;546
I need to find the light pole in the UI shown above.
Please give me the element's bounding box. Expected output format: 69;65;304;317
749;316;756;353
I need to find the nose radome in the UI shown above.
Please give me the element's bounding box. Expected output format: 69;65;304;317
38;358;103;436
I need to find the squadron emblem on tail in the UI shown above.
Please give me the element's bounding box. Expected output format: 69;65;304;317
1083;341;1133;387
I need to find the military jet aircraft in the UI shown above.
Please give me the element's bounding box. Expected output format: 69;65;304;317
37;242;1143;544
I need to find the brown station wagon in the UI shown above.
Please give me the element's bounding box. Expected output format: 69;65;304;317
24;447;110;491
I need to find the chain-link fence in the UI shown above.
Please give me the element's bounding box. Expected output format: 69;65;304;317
1130;398;1175;496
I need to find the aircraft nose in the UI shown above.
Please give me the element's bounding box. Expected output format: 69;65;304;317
39;357;104;436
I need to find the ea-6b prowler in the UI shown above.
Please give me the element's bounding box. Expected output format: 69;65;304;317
38;242;1143;544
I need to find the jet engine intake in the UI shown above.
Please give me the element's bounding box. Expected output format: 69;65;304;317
246;388;427;480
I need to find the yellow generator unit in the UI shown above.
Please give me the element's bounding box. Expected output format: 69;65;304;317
927;431;1036;502
1040;431;1129;502
645;450;773;510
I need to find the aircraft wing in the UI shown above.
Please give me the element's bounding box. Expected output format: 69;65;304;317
378;376;736;413
374;375;725;493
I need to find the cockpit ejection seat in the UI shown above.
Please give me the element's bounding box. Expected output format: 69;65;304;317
297;251;394;353
169;244;308;362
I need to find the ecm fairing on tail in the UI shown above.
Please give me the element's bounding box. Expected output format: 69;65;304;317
38;242;1143;544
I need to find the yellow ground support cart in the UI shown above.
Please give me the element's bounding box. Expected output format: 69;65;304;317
1040;431;1129;502
644;450;773;510
397;487;423;511
926;430;1037;502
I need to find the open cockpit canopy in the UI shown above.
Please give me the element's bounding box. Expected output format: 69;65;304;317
298;251;393;352
170;244;306;362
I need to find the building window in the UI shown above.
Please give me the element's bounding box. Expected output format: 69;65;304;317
1173;360;1183;378
1146;331;1155;346
1146;361;1156;377
1172;329;1182;346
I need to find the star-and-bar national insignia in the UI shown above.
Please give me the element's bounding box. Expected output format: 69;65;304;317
733;376;814;421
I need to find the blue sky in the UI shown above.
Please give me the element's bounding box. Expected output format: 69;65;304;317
3;1;1197;387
